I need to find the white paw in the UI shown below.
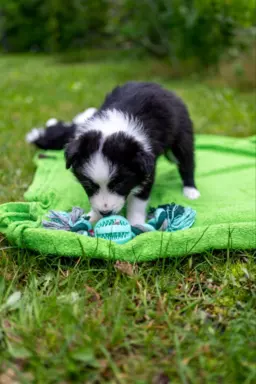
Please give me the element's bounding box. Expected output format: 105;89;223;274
183;187;201;200
73;108;97;124
26;128;44;143
88;210;101;223
46;118;58;127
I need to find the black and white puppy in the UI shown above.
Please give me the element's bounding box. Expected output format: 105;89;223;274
26;82;200;225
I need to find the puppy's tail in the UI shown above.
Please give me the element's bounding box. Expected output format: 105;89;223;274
26;108;97;150
26;119;77;150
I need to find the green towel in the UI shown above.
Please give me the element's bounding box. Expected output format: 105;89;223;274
0;135;255;262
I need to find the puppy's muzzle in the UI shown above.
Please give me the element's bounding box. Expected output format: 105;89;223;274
99;210;113;217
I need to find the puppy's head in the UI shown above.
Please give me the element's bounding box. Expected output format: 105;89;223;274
65;131;154;217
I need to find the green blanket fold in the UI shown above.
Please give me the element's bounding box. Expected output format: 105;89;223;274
0;135;255;262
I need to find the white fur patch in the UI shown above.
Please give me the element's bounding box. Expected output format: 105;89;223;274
26;128;44;143
73;108;97;125
77;109;151;152
84;152;116;185
183;187;201;200
127;195;148;225
46;118;58;127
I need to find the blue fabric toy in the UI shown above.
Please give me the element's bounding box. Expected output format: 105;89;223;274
42;203;196;244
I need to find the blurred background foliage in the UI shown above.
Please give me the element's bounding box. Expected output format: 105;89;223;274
0;0;109;52
0;0;255;83
110;0;255;68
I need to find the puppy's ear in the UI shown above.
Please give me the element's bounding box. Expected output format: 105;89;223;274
135;151;155;177
103;132;155;176
65;139;80;169
65;130;102;169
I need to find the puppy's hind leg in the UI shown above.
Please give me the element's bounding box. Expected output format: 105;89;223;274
72;108;97;125
171;133;200;200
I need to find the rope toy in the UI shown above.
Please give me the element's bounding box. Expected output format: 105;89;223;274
42;208;93;236
42;204;196;244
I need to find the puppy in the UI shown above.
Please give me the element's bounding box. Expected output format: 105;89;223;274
26;82;200;225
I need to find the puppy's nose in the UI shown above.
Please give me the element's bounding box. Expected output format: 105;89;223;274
99;210;113;217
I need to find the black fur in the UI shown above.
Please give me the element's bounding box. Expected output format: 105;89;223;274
65;130;102;169
102;132;155;198
100;82;194;158
103;132;154;178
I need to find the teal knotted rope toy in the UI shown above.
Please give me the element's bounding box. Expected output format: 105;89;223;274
42;203;196;244
42;208;93;236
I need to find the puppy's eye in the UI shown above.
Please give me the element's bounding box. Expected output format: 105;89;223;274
108;177;135;197
108;180;122;190
80;177;99;196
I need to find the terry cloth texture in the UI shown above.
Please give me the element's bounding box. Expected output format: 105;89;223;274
0;135;255;262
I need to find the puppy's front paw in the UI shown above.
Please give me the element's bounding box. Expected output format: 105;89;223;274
88;210;101;223
183;187;201;200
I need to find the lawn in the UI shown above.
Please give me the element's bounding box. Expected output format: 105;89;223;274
0;53;255;383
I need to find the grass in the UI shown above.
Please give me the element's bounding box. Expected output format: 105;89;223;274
0;53;255;383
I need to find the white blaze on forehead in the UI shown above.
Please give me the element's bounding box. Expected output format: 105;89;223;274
83;152;116;185
77;109;151;153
